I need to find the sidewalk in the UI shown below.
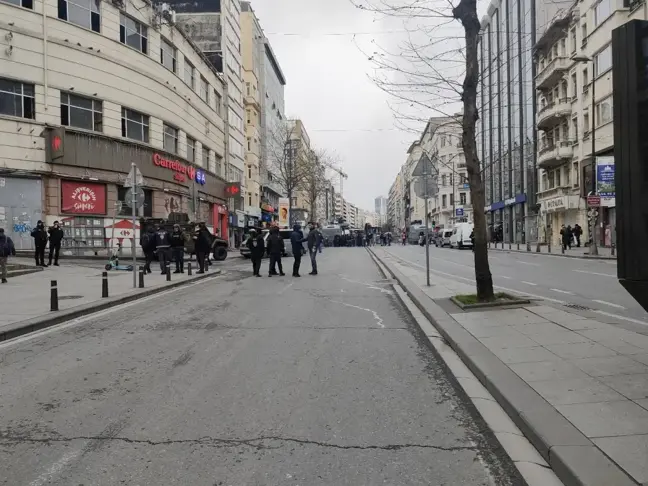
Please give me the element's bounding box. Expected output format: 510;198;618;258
488;242;616;260
373;247;648;486
0;261;220;340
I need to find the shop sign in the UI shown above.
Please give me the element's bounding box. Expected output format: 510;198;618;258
225;182;241;197
545;196;566;212
61;181;107;214
153;154;206;185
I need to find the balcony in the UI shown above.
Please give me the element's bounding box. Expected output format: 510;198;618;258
538;141;573;170
537;98;572;130
536;56;571;90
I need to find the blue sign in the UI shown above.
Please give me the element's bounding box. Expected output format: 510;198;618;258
596;157;615;198
485;193;527;212
456;208;464;216
462;183;470;189
195;170;206;185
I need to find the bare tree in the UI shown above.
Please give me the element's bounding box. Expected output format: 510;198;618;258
351;0;494;300
302;149;336;223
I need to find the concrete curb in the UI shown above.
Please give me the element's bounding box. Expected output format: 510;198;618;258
0;270;222;342
368;248;636;486
487;245;616;261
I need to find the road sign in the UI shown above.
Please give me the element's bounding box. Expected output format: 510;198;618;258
124;165;144;188
413;177;438;199
587;194;601;207
125;187;145;209
456;208;464;216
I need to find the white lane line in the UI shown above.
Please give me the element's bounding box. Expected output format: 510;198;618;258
278;282;294;295
550;288;574;295
574;269;616;278
499;276;512;280
331;300;385;328
29;450;83;486
595;309;648;326
516;261;540;266
592;299;626;310
521;281;538;286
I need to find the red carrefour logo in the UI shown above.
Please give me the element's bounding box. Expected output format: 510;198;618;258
225;183;241;196
52;136;62;151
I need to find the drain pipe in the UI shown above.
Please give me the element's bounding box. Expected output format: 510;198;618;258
42;0;48;111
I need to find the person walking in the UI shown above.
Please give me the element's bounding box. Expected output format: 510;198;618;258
0;228;16;284
140;226;156;274
267;226;285;277
566;225;573;250
154;225;172;274
170;224;185;273
194;223;212;274
290;224;306;277
247;228;264;277
316;223;324;253
31;220;48;267
307;222;319;276
573;224;582;247
47;221;64;266
560;225;570;252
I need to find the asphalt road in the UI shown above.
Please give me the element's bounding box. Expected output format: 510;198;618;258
383;243;648;325
0;249;523;485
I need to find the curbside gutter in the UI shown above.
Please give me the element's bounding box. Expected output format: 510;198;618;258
367;248;636;486
0;271;221;343
487;246;616;261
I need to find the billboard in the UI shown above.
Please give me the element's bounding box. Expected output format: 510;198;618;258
596;156;616;207
61;181;107;215
278;198;290;227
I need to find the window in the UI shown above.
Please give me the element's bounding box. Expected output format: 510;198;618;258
0;79;35;119
560;39;566;55
214;91;222;114
555;168;561;187
246;82;250;95
570;28;577;53
60;93;102;131
564;165;571;185
441;136;446;147
163;123;178;153
4;0;33;8
441;174;447;186
596;97;613;126
248;165;252;179
584;112;590;135
583;68;589;89
450;194;454;205
186;137;195;162
160;38;176;73
581;23;588;44
594;45;612;76
58;0;100;32
121;108;149;143
594;0;611;26
120;14;147;54
460;193;467;205
571;73;577;97
573;162;580;186
571;116;579;139
199;76;209;103
202;146;210;169
247;137;251;151
442;195;447;208
548;170;555;188
184;60;195;88
215;154;223;176
246;109;251;124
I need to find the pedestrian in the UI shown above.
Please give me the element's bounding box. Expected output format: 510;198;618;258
140;226;156;274
47;221;64;266
306;222;319;275
290;223;306;277
247;228;264;277
170;224;185;273
193;222;212;274
267;226;285;277
470;230;475;252
154;224;172;274
0;228;16;284
402;231;407;245
566;225;573;250
316;223;324;253
573;224;582;247
31;220;48;267
560;224;570;251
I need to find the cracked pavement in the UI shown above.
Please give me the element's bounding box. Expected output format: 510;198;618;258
0;249;524;485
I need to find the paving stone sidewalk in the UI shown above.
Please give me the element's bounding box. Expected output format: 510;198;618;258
375;248;648;486
488;242;616;259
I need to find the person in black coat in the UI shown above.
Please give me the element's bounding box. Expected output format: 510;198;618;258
170;224;185;273
47;221;64;266
246;229;265;277
140;227;156;274
267;226;285;277
31;220;48;266
290;224;306;277
193;223;212;274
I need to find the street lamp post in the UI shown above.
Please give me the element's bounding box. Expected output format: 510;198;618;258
572;55;599;256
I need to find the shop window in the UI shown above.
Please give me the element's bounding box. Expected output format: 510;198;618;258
120;13;147;54
117;186;153;217
184;60;195;89
3;0;33;8
163;123;178;153
160;38;176;73
186;137;196;162
121;107;149;143
60;92;102;132
58;0;100;32
0;78;34;119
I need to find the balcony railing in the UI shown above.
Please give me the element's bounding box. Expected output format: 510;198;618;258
536;56;571;90
537;98;572;129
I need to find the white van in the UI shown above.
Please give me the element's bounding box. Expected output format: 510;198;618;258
450;223;474;249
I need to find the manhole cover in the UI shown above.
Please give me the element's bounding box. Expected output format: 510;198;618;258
59;295;84;300
564;303;590;311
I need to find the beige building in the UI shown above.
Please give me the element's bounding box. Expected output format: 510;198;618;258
287;119;312;223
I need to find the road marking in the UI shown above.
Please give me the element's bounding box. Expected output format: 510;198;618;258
550;288;574;295
521;281;537;286
499;276;512;280
592;299;626;310
278;282;294;295
0;277;220;350
595;309;648;326
516;261;540;266
331;300;385;328
29;450;82;486
574;269;616;278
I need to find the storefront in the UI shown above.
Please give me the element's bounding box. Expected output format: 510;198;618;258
213;203;228;240
485;193;527;243
541;195;584;245
44;127;228;256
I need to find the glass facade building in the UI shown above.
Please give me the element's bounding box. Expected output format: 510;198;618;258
478;0;537;243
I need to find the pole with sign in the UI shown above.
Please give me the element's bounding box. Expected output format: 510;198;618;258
125;163;144;288
412;153;438;287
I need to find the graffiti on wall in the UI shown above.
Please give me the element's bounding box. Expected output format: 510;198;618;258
12;222;32;235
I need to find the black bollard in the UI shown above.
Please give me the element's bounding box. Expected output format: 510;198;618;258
509;242;512;250
205;259;209;272
138;267;145;288
562;245;565;254
102;271;109;298
548;243;552;253
611;243;616;256
187;262;192;276
166;264;171;281
517;243;520;251
50;280;58;311
527;242;531;252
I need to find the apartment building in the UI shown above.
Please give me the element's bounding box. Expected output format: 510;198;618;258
0;0;229;253
388;173;404;230
286;119;312;223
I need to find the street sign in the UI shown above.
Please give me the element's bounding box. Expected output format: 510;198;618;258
124;165;144;188
587;194;601;207
411;153;437;177
456;208;464;216
413;177;438;199
124;187;145;209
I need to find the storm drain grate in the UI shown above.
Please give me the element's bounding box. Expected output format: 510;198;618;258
564;303;591;311
59;295;84;300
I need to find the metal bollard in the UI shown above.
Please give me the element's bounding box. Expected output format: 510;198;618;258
517;243;520;251
509;243;512;250
102;271;109;298
611;244;616;256
166;264;171;281
527;242;531;252
187;262;192;276
536;243;541;253
138;267;145;288
205;259;209;272
548;243;552;253
50;280;58;311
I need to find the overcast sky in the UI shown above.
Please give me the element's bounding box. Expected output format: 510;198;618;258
252;0;487;212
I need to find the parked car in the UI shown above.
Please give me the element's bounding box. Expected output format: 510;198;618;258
436;229;454;247
450;222;474;249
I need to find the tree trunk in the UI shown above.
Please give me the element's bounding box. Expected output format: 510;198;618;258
454;0;494;301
